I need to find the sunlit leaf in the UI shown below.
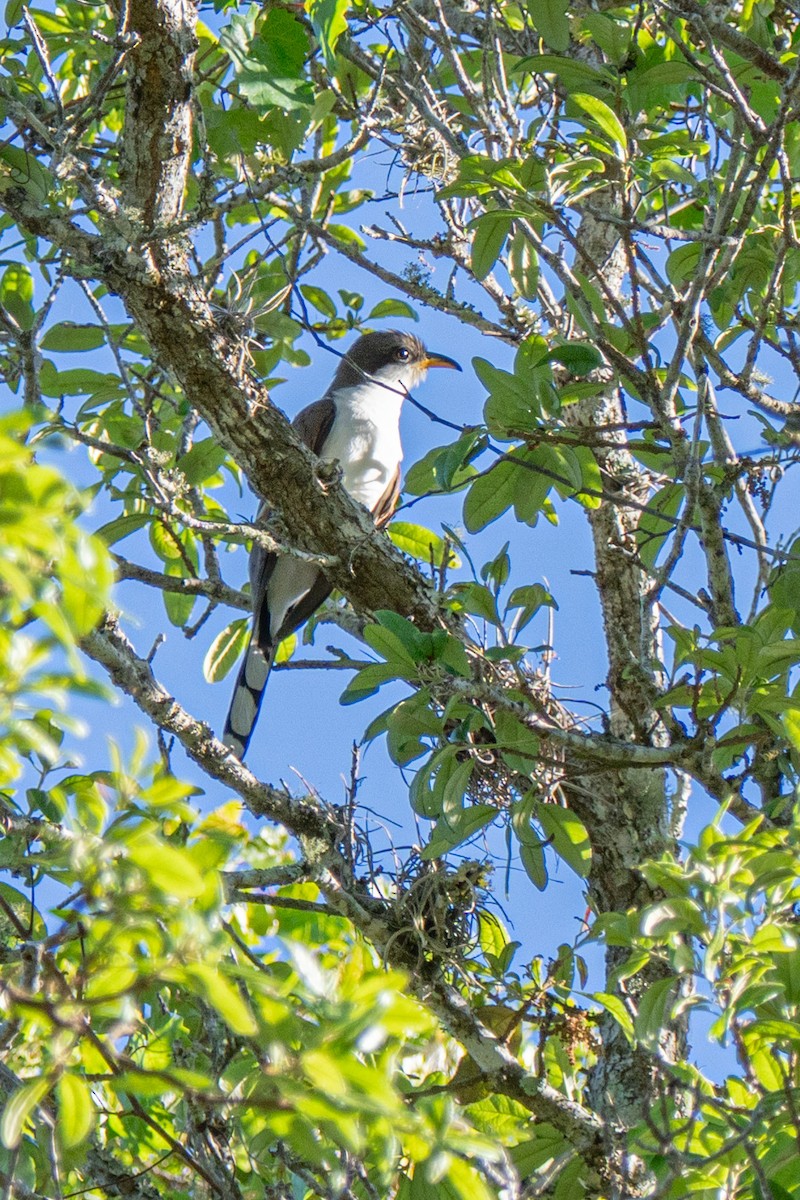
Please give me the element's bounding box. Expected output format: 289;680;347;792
204;618;249;683
1;1078;50;1148
56;1074;95;1148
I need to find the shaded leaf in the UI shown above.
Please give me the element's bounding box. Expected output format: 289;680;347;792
528;0;570;52
40;323;105;352
470;212;513;280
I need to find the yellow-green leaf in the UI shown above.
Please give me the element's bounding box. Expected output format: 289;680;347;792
1;1078;51;1148
57;1074;94;1148
183;963;258;1036
571;92;627;154
204;618;249;683
389;521;459;568
128;837;205;898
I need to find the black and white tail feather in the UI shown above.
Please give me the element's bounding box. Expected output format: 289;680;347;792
222;616;275;761
222;537;331;759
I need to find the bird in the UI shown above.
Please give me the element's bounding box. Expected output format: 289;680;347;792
222;329;461;759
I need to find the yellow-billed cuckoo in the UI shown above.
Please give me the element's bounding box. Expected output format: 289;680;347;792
223;330;461;759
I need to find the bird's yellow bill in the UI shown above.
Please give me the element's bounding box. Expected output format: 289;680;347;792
423;352;462;371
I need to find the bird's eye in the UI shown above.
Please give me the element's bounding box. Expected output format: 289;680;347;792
395;346;411;361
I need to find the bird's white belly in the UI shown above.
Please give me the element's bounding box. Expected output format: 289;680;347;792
324;388;403;511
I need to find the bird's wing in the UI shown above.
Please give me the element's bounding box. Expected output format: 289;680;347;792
248;396;337;606
224;397;338;758
293;395;337;454
372;464;401;528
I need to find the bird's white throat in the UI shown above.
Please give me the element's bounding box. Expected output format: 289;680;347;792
325;379;406;510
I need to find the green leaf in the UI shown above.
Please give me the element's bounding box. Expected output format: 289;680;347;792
204;619;249;683
0;144;52;203
433;430;485;493
163;564;197;628
510;1125;568;1174
784;707;800;751
507;232;539;300
478;910;511;960
127;837;206;898
545;343;602;375
493;709;539;773
634;977;677;1048
470;212;513;280
453;581;499;624
374;610;427;658
56;1074;95;1148
536;802;591;877
520;841;548;890
422;801;495;859
340;662;399;704
515;54;614;91
479;356;543;439
389;521;457;568
182;963;259;1036
40;323;105;352
139;775;200;810
570;93;628;154
299;284;337;319
1;1077;50;1148
463;461;517;532
0;263;34;331
97;513;151;546
363;623;420;670
178;439;227;485
39;364;121;398
482;541;510;588
0;884;45;940
432;632;472;678
59;536;114;636
328;224;366;249
666;242;703;289
384;694;442;765
593;992;635;1044
507;583;555;634
635;482;683;569
308;0;351;71
338;289;363;311
274;632;297;665
149;522;185;562
221;9;313;112
528;0;570;52
4;0;23;27
367;298;419;321
512;449;554;523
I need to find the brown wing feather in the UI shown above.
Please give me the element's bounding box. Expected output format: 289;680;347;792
372;465;401;528
293;396;336;454
247;397;336;602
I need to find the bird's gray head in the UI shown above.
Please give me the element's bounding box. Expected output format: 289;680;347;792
333;330;461;395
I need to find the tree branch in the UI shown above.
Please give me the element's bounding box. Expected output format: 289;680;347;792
79;612;609;1173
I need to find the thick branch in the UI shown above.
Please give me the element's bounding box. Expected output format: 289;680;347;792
121;0;198;232
113;556;249;608
0;187;443;629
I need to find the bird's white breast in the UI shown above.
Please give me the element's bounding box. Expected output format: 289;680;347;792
323;381;405;511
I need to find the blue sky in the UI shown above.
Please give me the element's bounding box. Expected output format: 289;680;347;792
4;1;791;1085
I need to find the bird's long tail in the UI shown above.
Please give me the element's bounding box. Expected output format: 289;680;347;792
222;622;275;760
